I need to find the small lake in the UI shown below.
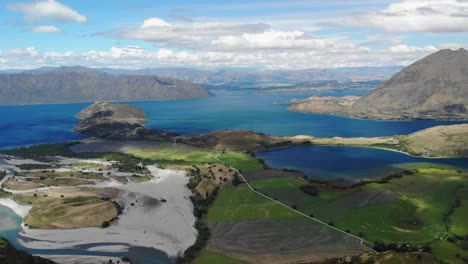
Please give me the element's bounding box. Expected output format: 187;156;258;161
255;146;468;181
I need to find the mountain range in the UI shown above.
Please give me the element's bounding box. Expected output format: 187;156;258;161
0;69;211;105
8;65;403;85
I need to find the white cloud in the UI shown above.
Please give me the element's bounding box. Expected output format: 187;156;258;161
347;0;468;32
0;44;456;70
28;25;63;33
210;30;354;51
6;0;86;23
141;18;171;28
116;17;271;48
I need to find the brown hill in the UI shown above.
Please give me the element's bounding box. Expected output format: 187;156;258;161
286;49;468;120
353;48;468;119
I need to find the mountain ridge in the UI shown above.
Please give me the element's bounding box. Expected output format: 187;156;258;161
0;70;212;105
285;49;468;120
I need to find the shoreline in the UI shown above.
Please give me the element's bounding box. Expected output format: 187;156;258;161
0;198;32;218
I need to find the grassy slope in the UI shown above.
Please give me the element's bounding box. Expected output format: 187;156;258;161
217;152;264;171
126;143;218;163
21;196;117;229
249;168;468;244
207;185;298;222
194;249;247;264
432;240;468;264
450;186;468;236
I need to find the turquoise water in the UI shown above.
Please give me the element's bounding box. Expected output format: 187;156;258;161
256;146;468;181
0;90;466;149
0;206;22;246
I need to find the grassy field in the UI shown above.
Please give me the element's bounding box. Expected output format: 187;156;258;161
126;143;218;163
432;240;468;264
248;167;468;244
207;185;298;222
450;186;468;236
194;249;247;264
22;196;118;229
217;152;264;171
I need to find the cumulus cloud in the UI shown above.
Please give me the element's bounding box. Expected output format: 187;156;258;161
210;30;354;51
116;17;272;48
27;25;63;33
141;18;171;28
0;44;458;70
6;0;86;23
347;0;468;32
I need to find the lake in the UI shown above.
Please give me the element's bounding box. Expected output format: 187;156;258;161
0;89;466;149
255;145;468;181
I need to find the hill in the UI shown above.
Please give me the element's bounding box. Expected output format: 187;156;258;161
0;67;212;105
74;102;177;140
286;49;468;120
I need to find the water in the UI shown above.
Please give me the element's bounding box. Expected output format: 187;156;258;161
0;90;465;149
256;145;468;181
0;89;466;262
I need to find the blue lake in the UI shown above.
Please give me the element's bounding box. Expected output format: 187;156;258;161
0;89;466;149
256;145;468;181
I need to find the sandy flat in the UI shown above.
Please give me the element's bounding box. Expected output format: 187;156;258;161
16;166;196;258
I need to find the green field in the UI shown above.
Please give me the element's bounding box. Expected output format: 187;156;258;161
207;185;298;222
217;152;264;171
432;240;468;264
450;186;468;236
248;167;468;244
126;143;218;163
194;249;247;264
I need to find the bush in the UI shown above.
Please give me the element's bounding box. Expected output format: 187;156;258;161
101;221;110;228
300;185;319;196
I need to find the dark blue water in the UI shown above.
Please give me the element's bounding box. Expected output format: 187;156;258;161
255;146;468;181
1;90;465;149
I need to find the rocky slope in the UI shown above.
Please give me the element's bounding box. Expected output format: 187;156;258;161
75;102;177;140
0;67;212;105
286;49;468;120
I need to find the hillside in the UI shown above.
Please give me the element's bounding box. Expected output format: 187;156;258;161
286;49;468;120
0;68;211;105
403;124;468;157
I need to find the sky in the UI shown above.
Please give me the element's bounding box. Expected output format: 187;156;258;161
0;0;467;70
